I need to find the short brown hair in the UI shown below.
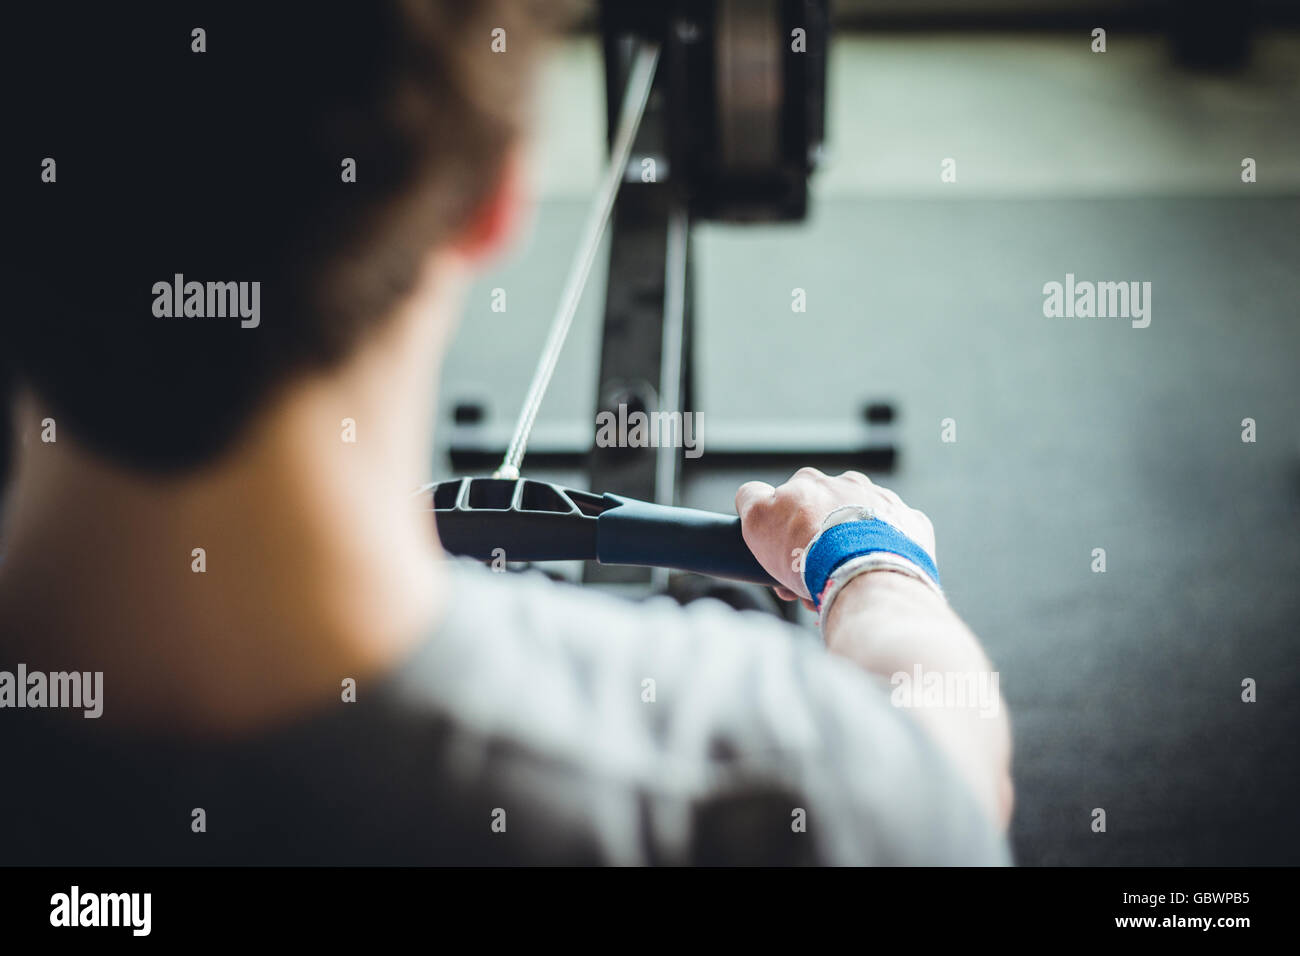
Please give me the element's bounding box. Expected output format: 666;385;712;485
6;1;559;473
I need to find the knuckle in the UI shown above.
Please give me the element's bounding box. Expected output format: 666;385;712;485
734;483;766;516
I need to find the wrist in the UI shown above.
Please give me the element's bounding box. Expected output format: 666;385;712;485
823;566;946;638
802;516;940;613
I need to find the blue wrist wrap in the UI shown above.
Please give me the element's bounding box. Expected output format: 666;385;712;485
802;518;940;607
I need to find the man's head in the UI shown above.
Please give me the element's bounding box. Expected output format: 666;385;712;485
6;1;557;475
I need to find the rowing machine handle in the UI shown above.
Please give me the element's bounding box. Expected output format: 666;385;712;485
598;495;776;587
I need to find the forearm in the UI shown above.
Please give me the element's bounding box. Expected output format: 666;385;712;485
733;467;1014;828
824;570;1014;829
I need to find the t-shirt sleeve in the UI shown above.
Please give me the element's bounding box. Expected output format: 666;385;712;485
408;562;1010;866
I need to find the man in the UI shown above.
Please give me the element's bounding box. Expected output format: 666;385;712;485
1;3;1011;865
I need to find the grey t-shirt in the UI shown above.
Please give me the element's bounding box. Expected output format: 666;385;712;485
1;561;1009;865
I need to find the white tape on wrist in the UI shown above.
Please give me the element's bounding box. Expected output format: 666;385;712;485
816;550;946;628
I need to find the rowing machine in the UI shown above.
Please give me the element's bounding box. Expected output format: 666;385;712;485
435;1;895;587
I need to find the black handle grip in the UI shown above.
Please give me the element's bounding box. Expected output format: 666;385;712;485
596;495;776;586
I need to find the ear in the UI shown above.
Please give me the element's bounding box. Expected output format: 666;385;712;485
448;147;530;265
